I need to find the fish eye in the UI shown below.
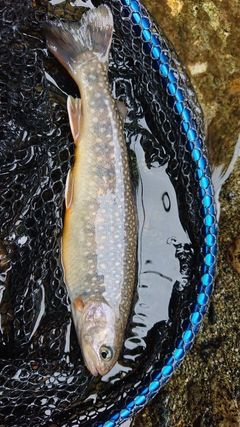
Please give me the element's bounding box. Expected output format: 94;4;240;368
100;345;113;362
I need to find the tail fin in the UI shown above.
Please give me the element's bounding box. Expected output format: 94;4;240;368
43;5;113;76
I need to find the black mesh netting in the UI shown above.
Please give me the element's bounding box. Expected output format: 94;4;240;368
0;0;212;425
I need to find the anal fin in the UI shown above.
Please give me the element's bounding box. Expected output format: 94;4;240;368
65;169;74;209
67;95;81;143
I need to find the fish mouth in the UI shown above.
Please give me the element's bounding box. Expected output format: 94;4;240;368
82;343;101;377
86;359;99;377
85;354;111;377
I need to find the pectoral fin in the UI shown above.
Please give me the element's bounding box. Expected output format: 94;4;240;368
65;169;74;209
73;296;84;312
67;95;81;143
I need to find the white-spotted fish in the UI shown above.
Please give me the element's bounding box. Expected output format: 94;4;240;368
43;5;137;376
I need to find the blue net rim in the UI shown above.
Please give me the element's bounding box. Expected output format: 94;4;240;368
97;0;218;425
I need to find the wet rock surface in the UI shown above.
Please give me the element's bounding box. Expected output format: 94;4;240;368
227;234;240;274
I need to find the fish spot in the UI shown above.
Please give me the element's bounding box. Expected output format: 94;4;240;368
89;74;97;80
96;217;105;223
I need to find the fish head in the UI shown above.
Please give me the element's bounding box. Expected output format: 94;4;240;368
71;297;123;376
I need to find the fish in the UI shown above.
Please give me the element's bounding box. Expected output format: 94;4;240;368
43;5;137;376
